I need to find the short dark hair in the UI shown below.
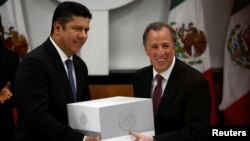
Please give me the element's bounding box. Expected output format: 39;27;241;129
142;22;176;47
50;1;92;34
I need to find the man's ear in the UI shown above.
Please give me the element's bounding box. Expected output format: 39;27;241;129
144;47;149;56
53;21;61;34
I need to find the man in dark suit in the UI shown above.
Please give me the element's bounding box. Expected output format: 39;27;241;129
13;2;99;141
130;22;210;141
0;47;20;141
0;14;20;141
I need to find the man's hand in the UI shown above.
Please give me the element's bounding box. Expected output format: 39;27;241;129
130;131;154;141
0;82;13;104
85;136;100;141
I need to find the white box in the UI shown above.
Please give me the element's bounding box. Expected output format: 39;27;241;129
67;96;155;141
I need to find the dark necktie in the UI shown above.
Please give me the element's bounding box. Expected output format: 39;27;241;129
153;74;163;117
66;59;77;102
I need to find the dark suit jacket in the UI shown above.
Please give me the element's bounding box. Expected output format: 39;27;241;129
0;48;19;141
133;58;210;141
13;38;91;141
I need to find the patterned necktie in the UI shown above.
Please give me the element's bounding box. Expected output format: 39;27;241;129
66;59;77;102
153;74;163;117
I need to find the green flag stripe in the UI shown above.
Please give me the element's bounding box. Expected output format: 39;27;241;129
231;0;250;15
0;0;7;6
170;0;185;10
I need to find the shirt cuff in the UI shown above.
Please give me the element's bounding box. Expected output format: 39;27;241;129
83;136;86;141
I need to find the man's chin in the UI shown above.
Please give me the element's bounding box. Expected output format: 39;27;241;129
155;65;168;72
72;48;81;54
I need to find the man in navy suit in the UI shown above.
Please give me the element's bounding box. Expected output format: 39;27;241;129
130;22;210;141
13;2;99;141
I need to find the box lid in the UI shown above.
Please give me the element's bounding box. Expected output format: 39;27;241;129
68;96;151;108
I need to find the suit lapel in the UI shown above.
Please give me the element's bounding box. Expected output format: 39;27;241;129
156;59;182;117
145;66;154;98
72;56;82;102
45;39;75;103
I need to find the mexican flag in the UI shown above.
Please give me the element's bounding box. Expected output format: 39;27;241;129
168;0;218;125
219;0;250;125
0;0;29;58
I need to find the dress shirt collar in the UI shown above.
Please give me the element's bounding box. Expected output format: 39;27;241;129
50;37;73;62
153;56;176;81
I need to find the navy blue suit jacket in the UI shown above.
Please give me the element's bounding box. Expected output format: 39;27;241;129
13;38;91;141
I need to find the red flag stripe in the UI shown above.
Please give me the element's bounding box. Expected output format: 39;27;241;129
221;91;250;125
203;69;219;125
